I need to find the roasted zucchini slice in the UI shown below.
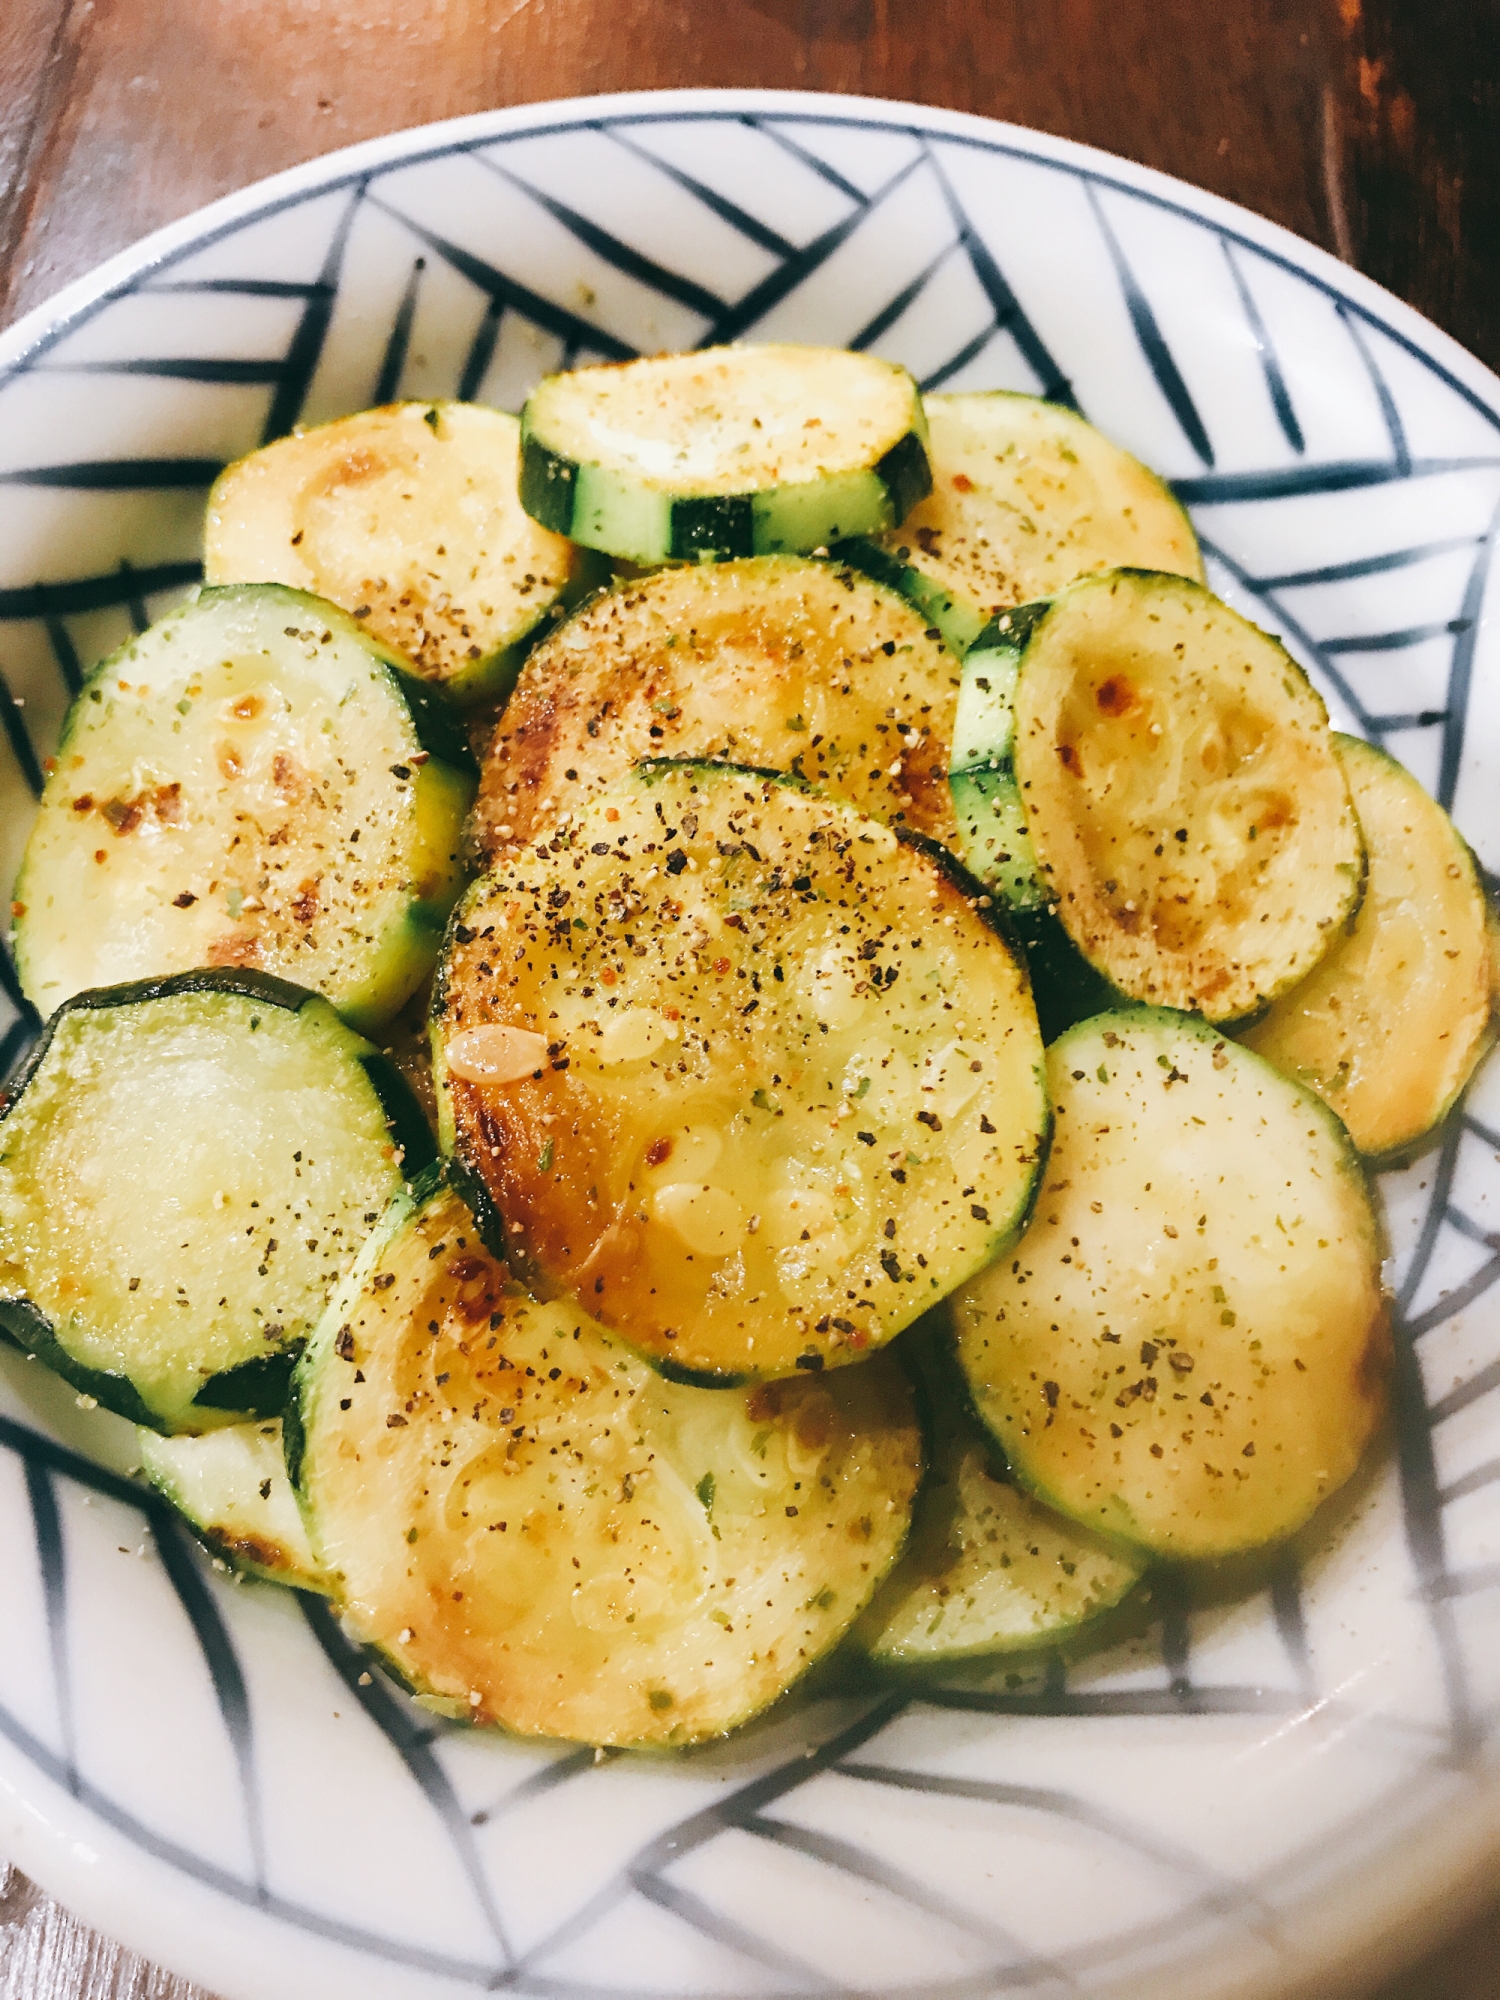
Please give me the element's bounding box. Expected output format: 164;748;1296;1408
1012;571;1363;1024
13;584;476;1034
841;391;1203;654
469;555;961;859
1242;735;1497;1158
0;971;429;1431
852;1317;1144;1667
435;763;1048;1383
953;1010;1388;1559
204;402;604;710
138;1419;325;1589
293;1172;922;1747
519;346;931;564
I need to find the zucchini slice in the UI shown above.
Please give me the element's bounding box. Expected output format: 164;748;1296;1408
293;1172;922;1747
204;403;604;710
138;1419;326;1589
1012;571;1363;1024
1242;735;1497;1159
0;971;429;1431
852;1318;1144;1667
519;346;931;564
952;1010;1388;1559
435;762;1048;1384
840;392;1202;655
13;583;476;1034
469;556;961;859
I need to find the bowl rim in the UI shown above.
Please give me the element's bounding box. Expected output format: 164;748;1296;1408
3;82;1500;2000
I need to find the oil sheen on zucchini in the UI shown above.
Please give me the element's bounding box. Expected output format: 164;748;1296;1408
204;402;603;709
842;391;1202;655
1242;735;1497;1159
519;346;931;564
1012;571;1363;1023
13;583;476;1033
138;1419;325;1589
294;1173;922;1747
953;1010;1388;1558
0;971;429;1431
852;1317;1144;1667
469;556;961;859
435;763;1048;1383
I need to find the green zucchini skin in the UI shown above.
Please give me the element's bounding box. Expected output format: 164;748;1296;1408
13;583;477;1035
435;759;1050;1384
946;607;1118;1043
952;1009;1389;1559
0;970;432;1431
518;347;932;565
293;1167;922;1747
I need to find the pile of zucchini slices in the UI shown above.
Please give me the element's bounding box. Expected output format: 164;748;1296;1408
3;344;1491;1745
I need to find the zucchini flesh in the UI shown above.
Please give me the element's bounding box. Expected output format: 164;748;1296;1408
953;1011;1388;1559
1013;571;1363;1024
470;556;961;859
853;1319;1143;1666
204;403;604;710
13;584;476;1034
0;972;423;1430
138;1419;325;1589
294;1174;921;1747
519;346;931;564
844;392;1202;654
435;763;1048;1384
1242;735;1497;1158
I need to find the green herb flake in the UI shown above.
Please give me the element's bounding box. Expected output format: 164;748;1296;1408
648;1688;674;1711
1096;1065;1109;1083
537;1138;554;1173
696;1471;716;1515
786;713;807;731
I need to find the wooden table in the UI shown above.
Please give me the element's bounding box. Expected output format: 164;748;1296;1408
1;3;1497;1996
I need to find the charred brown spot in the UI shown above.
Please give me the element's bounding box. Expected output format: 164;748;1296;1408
217;743;243;781
1093;676;1136;716
230;694;263;722
273;752;306;800
645;1136;673;1167
1358;1302;1394;1403
290;878;321;925
207;931;261;967
1057;742;1080;774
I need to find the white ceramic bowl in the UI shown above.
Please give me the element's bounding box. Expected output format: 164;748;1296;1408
2;89;1500;2000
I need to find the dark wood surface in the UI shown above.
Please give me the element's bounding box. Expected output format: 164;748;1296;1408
1;2;1498;1996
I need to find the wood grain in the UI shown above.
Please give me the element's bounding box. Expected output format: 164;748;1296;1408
1;2;1498;1995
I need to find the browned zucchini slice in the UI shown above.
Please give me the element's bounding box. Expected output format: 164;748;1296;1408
469;556;961;859
1012;571;1363;1023
434;762;1048;1383
205;403;602;709
1241;734;1497;1158
294;1172;922;1747
849;390;1203;654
